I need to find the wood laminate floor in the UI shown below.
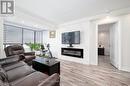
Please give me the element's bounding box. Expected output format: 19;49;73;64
59;56;130;86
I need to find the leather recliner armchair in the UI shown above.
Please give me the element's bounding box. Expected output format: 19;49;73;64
4;45;36;65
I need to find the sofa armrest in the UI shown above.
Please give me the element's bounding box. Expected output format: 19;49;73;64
24;52;35;56
0;55;20;66
38;73;60;86
19;54;25;61
0;58;7;66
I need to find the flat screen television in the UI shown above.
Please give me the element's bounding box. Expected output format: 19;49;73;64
62;31;80;46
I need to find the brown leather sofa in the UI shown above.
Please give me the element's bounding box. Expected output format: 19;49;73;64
4;45;36;65
0;55;60;86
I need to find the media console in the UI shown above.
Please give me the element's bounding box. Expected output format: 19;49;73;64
61;48;83;58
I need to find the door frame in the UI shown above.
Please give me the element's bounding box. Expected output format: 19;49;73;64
95;18;121;69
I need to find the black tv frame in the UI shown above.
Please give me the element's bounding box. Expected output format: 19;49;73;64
62;31;80;47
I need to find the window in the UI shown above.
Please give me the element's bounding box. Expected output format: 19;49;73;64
35;31;43;43
4;24;43;48
4;25;22;44
23;29;34;43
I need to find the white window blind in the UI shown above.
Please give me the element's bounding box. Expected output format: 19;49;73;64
4;25;22;44
36;31;43;43
4;24;43;47
23;29;34;43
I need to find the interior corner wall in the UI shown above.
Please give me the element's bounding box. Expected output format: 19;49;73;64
0;18;4;58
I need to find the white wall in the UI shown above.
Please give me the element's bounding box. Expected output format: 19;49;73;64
89;21;97;65
43;20;90;64
0;18;4;58
42;30;59;57
98;24;110;56
57;22;89;64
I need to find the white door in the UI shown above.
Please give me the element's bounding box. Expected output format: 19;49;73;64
110;23;118;68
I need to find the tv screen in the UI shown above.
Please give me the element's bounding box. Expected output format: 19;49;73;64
62;31;80;44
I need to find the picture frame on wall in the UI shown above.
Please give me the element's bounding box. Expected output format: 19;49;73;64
49;31;56;38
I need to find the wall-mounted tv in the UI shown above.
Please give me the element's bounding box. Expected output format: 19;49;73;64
62;31;80;46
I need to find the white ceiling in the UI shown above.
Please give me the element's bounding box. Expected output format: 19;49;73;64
16;0;130;24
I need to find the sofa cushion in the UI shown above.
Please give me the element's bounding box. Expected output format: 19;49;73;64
11;72;48;86
7;65;35;82
3;61;26;71
0;80;10;86
0;68;8;81
38;73;60;86
12;50;24;55
0;55;19;66
9;45;24;56
0;68;10;86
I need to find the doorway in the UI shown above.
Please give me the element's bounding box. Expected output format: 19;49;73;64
98;22;119;69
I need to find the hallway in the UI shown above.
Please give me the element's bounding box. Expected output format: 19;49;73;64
98;55;116;69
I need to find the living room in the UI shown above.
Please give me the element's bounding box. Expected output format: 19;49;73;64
0;0;130;86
